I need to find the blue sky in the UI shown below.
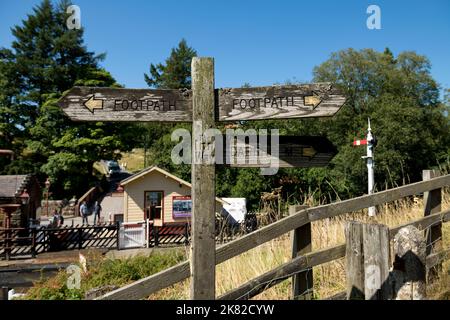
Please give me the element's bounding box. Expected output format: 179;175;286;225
1;0;449;93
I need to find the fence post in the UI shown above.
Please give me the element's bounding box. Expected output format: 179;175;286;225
422;169;442;280
116;221;121;250
153;226;159;247
345;221;364;299
362;223;391;300
345;221;391;300
190;57;216;300
31;228;37;258
5;228;11;261
0;287;9;300
146;219;150;249
184;223;190;245
78;227;83;250
289;205;312;300
391;225;426;300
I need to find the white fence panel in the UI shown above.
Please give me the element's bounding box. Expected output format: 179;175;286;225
119;221;146;249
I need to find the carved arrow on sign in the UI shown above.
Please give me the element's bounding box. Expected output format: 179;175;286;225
84;94;104;113
303;91;322;109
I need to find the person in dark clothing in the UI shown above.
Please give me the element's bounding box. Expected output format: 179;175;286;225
93;201;102;225
51;209;59;227
51;209;64;227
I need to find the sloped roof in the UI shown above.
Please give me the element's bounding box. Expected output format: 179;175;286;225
0;175;30;198
120;166;227;204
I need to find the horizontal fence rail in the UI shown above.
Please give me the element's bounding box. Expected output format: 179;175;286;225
218;244;346;300
99;174;450;300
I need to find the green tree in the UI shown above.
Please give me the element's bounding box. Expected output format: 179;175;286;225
144;39;197;89
0;48;23;172
312;48;449;193
1;0;138;198
140;40;197;178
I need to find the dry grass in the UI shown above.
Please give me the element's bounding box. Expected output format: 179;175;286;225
120;148;146;172
149;193;450;300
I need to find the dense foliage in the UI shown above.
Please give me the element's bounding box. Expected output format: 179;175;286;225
1;1;449;208
25;250;185;300
0;0;137;198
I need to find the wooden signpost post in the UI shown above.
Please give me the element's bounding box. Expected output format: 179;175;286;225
59;57;346;300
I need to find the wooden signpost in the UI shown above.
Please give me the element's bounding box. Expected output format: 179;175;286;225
59;86;192;122
59;84;345;122
217;83;345;121
223;136;337;168
58;57;346;300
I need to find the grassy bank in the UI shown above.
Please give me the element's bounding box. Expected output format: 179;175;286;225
120;148;146;172
25;249;186;300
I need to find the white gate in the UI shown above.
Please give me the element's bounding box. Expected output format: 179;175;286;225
119;221;147;249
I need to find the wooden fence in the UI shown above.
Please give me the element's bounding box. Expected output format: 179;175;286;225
149;222;244;247
0;223;120;260
149;223;190;247
97;170;450;300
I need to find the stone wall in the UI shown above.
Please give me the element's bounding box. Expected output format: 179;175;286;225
39;199;77;217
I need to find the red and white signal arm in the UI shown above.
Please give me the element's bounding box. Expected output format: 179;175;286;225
353;139;367;146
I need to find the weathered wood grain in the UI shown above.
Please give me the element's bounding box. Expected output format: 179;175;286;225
217;244;345;300
290;205;313;300
58;86;193;122
362;223;391;300
217;83;346;121
221;136;337;168
345;221;364;300
423;170;443;280
190;57;216;300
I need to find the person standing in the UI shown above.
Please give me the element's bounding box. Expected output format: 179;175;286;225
80;201;89;225
93;201;102;225
51;209;59;227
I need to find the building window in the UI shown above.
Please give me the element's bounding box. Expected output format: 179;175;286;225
145;191;163;221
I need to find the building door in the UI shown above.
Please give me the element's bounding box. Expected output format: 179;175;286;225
145;191;163;224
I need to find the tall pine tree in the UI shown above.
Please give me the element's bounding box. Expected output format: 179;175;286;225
144;39;197;89
1;0;137;198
